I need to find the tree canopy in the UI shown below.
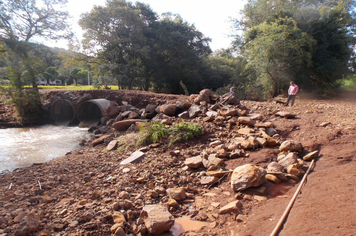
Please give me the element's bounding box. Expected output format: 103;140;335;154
233;0;356;97
0;0;72;122
79;0;212;93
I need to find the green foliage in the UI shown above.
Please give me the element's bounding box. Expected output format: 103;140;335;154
232;0;356;96
137;121;168;146
338;74;356;90
167;121;204;147
79;0;211;93
0;0;72;122
244;17;315;98
1;86;42;123
137;121;204;147
200;52;247;92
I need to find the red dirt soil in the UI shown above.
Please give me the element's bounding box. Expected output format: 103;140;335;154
0;89;355;236
217;91;356;236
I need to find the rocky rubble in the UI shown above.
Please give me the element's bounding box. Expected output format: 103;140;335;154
0;89;324;236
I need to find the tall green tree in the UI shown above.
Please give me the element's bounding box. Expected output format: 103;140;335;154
147;13;211;93
233;0;356;95
79;0;152;90
0;0;71;122
42;66;58;84
79;0;211;93
0;0;71;88
244;17;315;97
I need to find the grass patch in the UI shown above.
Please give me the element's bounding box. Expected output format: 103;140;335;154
137;121;204;147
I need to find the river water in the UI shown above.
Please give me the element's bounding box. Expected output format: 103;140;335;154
0;125;92;174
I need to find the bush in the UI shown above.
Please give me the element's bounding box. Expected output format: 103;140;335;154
137;121;204;147
1;86;42;124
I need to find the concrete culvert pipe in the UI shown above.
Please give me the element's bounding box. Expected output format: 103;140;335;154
50;99;77;126
76;99;111;127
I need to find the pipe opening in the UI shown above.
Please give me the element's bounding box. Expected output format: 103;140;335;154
49;99;77;126
76;99;110;127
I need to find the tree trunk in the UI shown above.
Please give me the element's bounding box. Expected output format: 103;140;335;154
266;70;278;98
144;75;150;91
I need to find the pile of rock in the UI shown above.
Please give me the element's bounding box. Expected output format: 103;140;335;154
91;89;318;229
0;89;323;236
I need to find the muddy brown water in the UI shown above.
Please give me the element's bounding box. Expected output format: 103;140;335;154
0;125;92;173
161;216;210;236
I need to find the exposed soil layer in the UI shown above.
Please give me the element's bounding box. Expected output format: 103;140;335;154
0;89;355;236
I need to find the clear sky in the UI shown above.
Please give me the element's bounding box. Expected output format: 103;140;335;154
47;0;246;52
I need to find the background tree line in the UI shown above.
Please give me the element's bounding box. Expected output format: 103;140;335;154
0;0;355;122
232;0;356;98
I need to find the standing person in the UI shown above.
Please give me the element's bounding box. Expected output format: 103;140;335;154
285;81;299;106
230;85;236;97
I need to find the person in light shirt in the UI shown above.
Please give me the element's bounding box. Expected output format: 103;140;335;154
230;85;236;97
285;81;299;106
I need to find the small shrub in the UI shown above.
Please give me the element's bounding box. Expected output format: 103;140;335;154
136;121;204;147
1;86;42;123
167;121;204;147
136;121;168;146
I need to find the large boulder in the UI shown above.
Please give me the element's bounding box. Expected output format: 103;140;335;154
219;200;242;214
267;162;284;173
176;101;192;110
228;96;240;105
14;213;40;236
113;119;146;131
155;104;176;116
279;140;303;152
184;156;203;168
231;164;266;192
237;117;256;126
219;107;238;117
199;89;212;97
194;94;210;104
188;104;205;118
166;188;186;201
142;104;157;118
278;152;298;170
103;101;120;118
141;205;174;235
